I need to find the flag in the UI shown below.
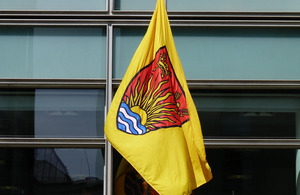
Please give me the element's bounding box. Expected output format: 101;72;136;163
105;0;212;194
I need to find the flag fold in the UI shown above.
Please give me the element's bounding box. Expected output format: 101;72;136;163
105;0;212;194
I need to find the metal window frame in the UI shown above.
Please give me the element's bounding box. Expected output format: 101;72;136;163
2;18;300;27
2;10;300;27
0;79;106;88
1;79;300;90
1;1;300;194
111;79;300;90
0;138;105;148
205;139;300;149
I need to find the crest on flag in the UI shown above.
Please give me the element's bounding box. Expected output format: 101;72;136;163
116;46;189;135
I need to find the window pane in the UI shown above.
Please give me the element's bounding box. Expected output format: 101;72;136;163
113;27;300;80
0;89;105;138
113;27;146;78
0;27;106;79
0;148;104;194
174;27;300;80
193;149;296;195
193;91;300;138
0;0;106;11
115;0;300;12
167;0;300;12
114;0;155;10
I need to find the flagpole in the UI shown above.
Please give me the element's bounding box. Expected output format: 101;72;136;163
108;0;113;15
104;23;114;195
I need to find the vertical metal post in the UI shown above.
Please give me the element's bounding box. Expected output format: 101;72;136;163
104;23;114;195
108;0;114;15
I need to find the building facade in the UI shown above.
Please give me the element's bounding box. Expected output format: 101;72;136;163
0;0;300;194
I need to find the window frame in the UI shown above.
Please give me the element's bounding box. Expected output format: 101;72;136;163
1;0;300;194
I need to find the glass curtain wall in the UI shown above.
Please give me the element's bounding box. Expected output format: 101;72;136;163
0;25;107;194
1;0;300;194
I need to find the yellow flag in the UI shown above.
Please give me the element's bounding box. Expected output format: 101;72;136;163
105;0;212;194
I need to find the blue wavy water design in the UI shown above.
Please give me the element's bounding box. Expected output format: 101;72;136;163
117;102;147;135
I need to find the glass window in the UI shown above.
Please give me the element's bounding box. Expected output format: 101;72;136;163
193;149;296;195
115;0;300;12
113;26;147;78
0;27;106;79
192;91;300;138
0;0;106;11
114;0;155;11
167;0;300;12
0;148;104;194
0;89;105;138
172;27;300;80
114;26;300;80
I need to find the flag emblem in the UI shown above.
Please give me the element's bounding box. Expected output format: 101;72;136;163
117;46;190;135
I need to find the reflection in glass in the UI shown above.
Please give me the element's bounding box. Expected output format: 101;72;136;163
0;89;105;137
0;148;104;195
193;92;300;138
193;149;296;195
